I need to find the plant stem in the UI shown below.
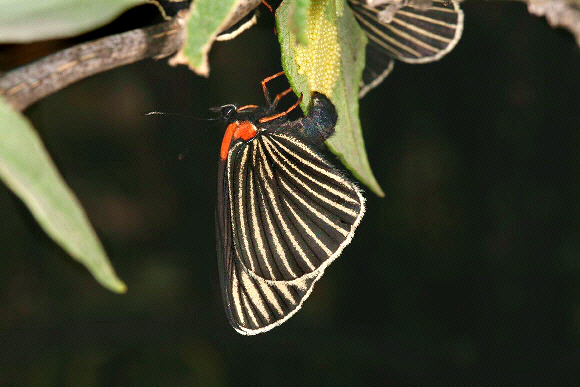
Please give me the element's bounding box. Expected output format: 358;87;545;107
0;18;186;112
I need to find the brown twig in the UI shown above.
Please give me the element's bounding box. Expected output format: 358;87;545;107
0;18;186;112
0;0;263;112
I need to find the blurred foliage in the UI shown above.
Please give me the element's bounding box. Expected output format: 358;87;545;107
0;0;147;43
0;1;579;385
0;98;126;293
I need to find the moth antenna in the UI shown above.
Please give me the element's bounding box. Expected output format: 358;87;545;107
141;111;219;121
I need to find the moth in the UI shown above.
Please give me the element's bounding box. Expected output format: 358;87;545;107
214;80;365;335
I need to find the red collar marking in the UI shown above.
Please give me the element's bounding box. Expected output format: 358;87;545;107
220;121;258;160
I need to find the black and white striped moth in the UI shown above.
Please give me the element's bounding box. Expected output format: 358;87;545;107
215;92;365;335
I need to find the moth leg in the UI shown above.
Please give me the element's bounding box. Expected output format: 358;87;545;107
260;71;285;106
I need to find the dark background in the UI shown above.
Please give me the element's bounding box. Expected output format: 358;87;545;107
1;2;580;385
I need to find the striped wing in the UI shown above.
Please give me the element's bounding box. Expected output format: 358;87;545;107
360;46;395;98
219;251;321;335
351;0;464;63
350;0;464;96
217;131;365;334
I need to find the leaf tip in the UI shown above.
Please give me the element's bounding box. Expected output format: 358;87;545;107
105;278;128;294
357;175;384;197
374;185;385;197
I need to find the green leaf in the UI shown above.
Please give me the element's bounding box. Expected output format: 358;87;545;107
173;0;240;76
0;98;126;293
277;0;384;196
291;0;311;46
0;0;147;43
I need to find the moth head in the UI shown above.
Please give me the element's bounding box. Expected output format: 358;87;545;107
210;104;238;122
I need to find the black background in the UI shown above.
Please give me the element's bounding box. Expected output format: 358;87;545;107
1;2;580;385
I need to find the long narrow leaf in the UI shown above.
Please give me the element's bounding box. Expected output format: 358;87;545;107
0;98;126;293
0;0;146;43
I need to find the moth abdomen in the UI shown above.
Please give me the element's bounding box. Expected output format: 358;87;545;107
298;92;338;147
